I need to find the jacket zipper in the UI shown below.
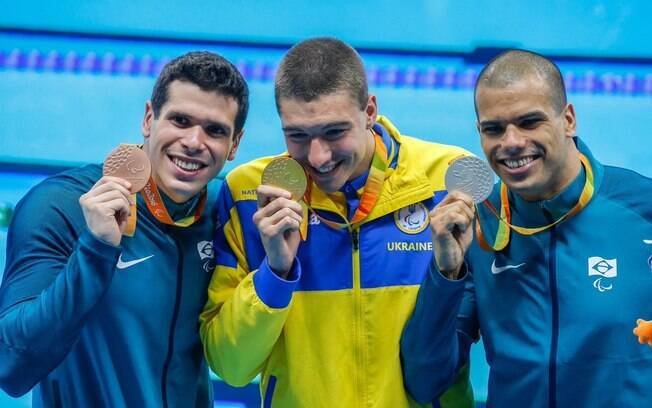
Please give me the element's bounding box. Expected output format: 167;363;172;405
351;227;364;406
161;235;185;408
546;211;558;408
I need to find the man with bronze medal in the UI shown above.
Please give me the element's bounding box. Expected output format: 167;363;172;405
401;50;652;406
199;38;474;407
0;52;248;406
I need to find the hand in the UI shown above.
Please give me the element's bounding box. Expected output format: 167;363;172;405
253;185;304;279
429;191;476;279
79;176;133;247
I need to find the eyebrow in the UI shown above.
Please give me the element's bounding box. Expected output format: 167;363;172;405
282;121;352;133
479;110;548;128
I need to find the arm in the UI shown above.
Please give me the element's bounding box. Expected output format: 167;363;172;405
400;260;478;403
0;176;130;396
400;191;479;403
199;183;302;386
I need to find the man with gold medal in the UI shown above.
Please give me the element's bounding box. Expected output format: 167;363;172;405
401;50;652;406
199;38;474;407
0;52;248;406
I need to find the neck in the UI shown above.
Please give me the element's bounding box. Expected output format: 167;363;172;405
152;174;195;204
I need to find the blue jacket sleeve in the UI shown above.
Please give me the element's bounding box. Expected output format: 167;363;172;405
400;258;478;404
0;180;120;397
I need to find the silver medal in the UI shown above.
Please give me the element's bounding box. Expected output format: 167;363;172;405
445;156;494;203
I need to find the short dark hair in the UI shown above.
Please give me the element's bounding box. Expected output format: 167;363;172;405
474;49;567;116
151;51;249;134
274;37;368;112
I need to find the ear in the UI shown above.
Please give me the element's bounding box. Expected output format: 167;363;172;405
227;129;244;161
141;101;154;140
563;103;577;138
365;95;378;129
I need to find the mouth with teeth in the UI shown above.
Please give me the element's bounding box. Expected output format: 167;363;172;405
310;161;340;177
169;155;207;174
498;155;540;173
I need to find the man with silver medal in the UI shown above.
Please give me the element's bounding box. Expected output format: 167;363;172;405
401;50;652;407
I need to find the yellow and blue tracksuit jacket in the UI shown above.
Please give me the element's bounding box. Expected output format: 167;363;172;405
200;116;474;407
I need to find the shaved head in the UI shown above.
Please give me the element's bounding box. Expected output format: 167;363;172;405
474;50;567;116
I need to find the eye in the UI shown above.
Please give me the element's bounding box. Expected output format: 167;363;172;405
205;125;227;138
481;125;503;136
519;118;542;129
286;132;309;143
323;128;345;141
171;115;190;127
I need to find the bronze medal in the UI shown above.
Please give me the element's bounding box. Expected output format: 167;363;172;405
103;144;151;193
261;157;307;201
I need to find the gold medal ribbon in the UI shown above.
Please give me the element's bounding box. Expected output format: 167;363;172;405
476;153;594;251
303;130;395;231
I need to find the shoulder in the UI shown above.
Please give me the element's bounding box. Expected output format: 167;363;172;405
14;165;101;215
398;135;472;181
599;165;652;222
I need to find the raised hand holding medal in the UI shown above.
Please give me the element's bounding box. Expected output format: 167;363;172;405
78;144;150;246
255;157;308;278
101;144;152;238
430;156;494;278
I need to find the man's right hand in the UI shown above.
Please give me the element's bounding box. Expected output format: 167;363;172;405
253;184;304;279
79;176;133;247
429;191;476;279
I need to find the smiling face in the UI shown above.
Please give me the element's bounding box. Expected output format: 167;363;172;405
476;74;580;201
141;80;242;203
278;91;377;194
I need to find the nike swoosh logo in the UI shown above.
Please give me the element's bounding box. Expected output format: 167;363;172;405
644;240;652;244
116;254;154;269
491;259;526;275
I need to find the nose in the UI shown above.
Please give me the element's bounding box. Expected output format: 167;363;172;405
181;126;205;152
502;124;527;149
307;137;332;168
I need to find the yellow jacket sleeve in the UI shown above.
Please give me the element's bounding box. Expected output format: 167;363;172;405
199;183;300;386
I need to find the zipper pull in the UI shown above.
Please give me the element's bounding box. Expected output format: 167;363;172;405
351;229;359;251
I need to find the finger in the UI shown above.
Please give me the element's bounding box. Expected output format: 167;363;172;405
84;181;133;203
438;211;473;234
99;196;132;215
93;176;132;191
259;215;301;238
431;192;475;216
255;207;303;234
257;184;292;208
253;197;303;223
84;189;134;207
431;202;474;230
261;206;303;227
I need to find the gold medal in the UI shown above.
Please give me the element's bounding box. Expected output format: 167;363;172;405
261;157;307;201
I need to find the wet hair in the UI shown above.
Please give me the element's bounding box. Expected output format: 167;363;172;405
150;51;249;134
474;49;567;115
274;37;368;111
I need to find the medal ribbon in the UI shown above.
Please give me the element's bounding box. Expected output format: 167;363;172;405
476;153;594;251
303;131;393;231
123;177;206;236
